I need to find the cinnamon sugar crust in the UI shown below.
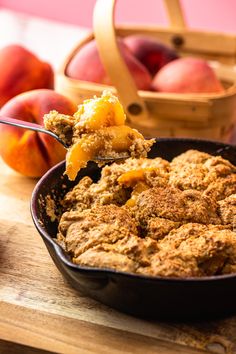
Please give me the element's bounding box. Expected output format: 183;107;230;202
56;150;236;278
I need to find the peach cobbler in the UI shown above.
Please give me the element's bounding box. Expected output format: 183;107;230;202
44;92;236;278
44;91;154;180
55;150;236;278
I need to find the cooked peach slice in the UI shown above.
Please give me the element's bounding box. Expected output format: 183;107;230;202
102;125;144;152
118;167;156;187
118;169;146;187
74;91;126;130
125;182;150;207
66;136;102;180
66;126;144;180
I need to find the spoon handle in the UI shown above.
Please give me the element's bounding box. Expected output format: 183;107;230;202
0;115;68;148
0;116;45;133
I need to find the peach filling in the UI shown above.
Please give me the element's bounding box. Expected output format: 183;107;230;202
118;168;157;187
74;92;126;130
44;90;154;181
125;181;150;207
66;126;144;181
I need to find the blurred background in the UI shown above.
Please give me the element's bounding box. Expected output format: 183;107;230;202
1;0;236;30
0;0;236;69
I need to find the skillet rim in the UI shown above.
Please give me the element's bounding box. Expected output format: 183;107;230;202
31;137;236;283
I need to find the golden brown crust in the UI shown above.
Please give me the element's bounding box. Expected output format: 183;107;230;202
204;174;236;201
157;223;236;276
57;150;236;278
138;251;202;278
136;186;220;225
59;205;138;261
169;150;236;192
74;249;137;273
44;110;75;146
218;194;236;227
145;217;181;240
171;150;211;165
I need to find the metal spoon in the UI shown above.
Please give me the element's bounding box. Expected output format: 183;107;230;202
0;115;69;148
0;115;129;161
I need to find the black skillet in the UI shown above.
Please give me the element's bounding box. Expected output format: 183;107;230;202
31;138;236;320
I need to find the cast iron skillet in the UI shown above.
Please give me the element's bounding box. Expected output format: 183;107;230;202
31;138;236;319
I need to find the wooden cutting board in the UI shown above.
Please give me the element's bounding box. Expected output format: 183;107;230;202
1;157;236;354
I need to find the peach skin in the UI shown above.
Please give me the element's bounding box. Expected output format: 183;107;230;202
0;44;54;107
0;89;77;177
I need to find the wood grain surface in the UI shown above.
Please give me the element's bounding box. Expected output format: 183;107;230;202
1;157;236;354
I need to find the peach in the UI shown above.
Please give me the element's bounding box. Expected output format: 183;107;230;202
152;57;224;93
0;44;54;107
66;39;152;90
0;89;77;177
124;35;178;76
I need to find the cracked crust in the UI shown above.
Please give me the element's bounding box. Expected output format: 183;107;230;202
136;186;221;225
56;150;236;278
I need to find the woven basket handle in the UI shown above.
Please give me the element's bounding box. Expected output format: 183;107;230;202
164;0;186;29
93;0;185;125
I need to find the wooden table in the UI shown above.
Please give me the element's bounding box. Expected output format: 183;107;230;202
1;158;236;354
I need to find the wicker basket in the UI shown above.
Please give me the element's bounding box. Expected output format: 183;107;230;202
56;0;236;142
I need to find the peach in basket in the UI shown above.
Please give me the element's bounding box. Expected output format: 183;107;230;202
44;90;154;180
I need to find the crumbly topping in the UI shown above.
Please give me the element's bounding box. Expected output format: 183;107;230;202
43;91;154;180
55;149;236;278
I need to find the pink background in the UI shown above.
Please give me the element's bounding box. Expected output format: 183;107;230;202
0;0;236;33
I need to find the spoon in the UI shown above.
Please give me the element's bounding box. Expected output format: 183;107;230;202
0;115;129;161
0;115;69;148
